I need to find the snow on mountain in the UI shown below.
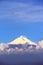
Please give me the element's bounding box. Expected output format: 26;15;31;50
10;35;37;46
0;35;43;54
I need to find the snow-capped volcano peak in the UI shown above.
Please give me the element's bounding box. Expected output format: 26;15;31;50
10;35;37;45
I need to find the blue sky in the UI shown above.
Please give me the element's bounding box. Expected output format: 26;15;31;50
0;0;43;43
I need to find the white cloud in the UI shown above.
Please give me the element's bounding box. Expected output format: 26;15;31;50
38;40;43;48
0;43;40;54
0;2;43;22
0;44;9;50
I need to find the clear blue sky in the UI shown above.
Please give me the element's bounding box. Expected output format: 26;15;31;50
0;0;43;43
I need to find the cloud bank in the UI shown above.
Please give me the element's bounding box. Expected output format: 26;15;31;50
0;40;43;54
0;40;43;65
